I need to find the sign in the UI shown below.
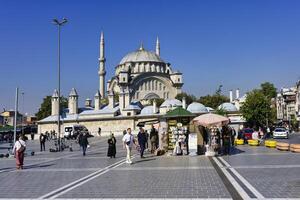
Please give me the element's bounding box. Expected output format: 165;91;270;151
188;132;197;156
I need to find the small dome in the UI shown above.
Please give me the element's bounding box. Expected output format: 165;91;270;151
160;99;182;108
119;47;163;65
140;106;155;115
187;102;208;113
218;103;238;112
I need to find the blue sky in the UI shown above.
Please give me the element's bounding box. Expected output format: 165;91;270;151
1;0;300;115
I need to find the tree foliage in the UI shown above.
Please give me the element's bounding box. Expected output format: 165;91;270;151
175;92;197;105
198;85;229;109
260;82;277;99
240;89;271;127
35;96;68;120
148;98;165;107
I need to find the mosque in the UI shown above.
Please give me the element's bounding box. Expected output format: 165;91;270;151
38;32;242;135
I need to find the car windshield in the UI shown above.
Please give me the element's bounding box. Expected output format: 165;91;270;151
275;128;286;132
65;127;72;132
244;129;253;133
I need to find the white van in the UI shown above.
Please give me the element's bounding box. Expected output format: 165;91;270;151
64;125;88;139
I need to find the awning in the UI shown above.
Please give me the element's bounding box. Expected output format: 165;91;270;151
137;119;160;127
163;107;195;118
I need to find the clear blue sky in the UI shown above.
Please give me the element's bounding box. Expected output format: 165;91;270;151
1;0;300;115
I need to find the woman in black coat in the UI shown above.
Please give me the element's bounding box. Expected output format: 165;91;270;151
107;133;116;158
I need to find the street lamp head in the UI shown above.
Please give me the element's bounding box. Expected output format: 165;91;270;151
52;18;68;26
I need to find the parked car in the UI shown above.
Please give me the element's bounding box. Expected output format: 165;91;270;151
273;127;289;139
242;128;254;141
64;125;89;139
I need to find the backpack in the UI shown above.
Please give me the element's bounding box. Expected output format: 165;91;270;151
18;141;26;153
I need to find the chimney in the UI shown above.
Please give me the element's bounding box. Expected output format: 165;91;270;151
182;97;187;109
85;98;92;108
153;99;158;114
229;90;233;102
236;89;240;99
94;90;102;110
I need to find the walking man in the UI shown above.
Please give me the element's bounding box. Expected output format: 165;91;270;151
150;125;158;153
79;132;89;156
39;133;46;151
122;128;135;164
137;127;147;158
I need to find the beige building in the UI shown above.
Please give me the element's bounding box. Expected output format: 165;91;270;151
38;33;184;135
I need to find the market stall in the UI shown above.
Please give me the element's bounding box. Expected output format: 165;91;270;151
192;113;229;156
163;107;195;156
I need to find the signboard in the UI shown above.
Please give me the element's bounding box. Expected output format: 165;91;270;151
188;132;197;156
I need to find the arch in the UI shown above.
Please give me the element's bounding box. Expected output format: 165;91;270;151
144;93;160;100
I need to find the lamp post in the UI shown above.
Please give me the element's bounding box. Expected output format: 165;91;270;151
53;18;67;151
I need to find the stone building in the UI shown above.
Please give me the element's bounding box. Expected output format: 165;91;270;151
276;84;299;126
38;33;184;134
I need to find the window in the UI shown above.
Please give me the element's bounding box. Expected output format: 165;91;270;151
127;112;131;116
123;77;126;82
159;83;162;91
178;78;180;82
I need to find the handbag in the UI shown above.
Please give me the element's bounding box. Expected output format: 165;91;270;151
18;141;26;153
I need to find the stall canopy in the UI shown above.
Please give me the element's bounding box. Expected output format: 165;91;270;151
192;113;229;127
137;119;160;127
164;107;195;118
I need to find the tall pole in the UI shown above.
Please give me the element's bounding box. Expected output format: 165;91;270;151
13;87;19;146
53;18;67;152
57;24;61;151
21;92;24;135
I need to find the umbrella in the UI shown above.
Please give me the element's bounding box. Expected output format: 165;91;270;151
192;113;229;128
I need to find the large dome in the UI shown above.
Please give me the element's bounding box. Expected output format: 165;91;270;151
119;46;164;65
187;102;208;114
218;103;238;112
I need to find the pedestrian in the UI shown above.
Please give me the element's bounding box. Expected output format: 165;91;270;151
39;133;46;151
107;133;117;158
222;126;231;155
13;135;26;170
30;132;34;140
122;128;135;164
98;127;101;136
150;125;158;153
79;132;89;156
184;129;189;155
123;130;127;136
145;130;149;150
137;127;147;158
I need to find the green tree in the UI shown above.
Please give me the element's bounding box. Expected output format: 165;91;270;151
35;96;68;120
240;89;271;127
175;92;197;105
198;85;229;109
260;82;277;99
148;98;165;107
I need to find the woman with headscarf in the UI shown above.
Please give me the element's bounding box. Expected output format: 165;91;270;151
107;133;117;158
13;135;26;170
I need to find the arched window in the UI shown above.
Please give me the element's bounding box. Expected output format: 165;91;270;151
152;80;154;91
159;83;162;91
155;81;158;90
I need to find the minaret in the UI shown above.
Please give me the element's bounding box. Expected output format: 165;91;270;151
94;90;102;110
98;31;106;98
156;37;160;56
51;89;59;116
68;88;78;114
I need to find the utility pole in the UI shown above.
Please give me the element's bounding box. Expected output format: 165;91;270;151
53;18;68;151
13;87;19;146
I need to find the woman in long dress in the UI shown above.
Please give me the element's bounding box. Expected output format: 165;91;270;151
107;133;116;158
13;135;26;170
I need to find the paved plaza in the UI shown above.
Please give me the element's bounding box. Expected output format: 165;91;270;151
0;134;300;200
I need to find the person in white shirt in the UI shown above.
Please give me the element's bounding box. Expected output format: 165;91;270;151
13;135;26;170
252;130;259;140
122;128;135;164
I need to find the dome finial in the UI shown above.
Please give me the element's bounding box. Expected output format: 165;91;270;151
139;42;144;51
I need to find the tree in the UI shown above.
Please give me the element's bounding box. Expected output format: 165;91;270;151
260;82;277;99
240;89;271;128
198;85;229;109
35;96;68;120
175;92;197;105
148;98;165;107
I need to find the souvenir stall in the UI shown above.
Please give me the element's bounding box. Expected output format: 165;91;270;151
192;113;229;156
163;107;195;156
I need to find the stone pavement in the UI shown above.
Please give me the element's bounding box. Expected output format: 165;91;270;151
0;133;300;199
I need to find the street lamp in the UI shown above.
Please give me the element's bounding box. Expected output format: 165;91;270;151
53;18;67;151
